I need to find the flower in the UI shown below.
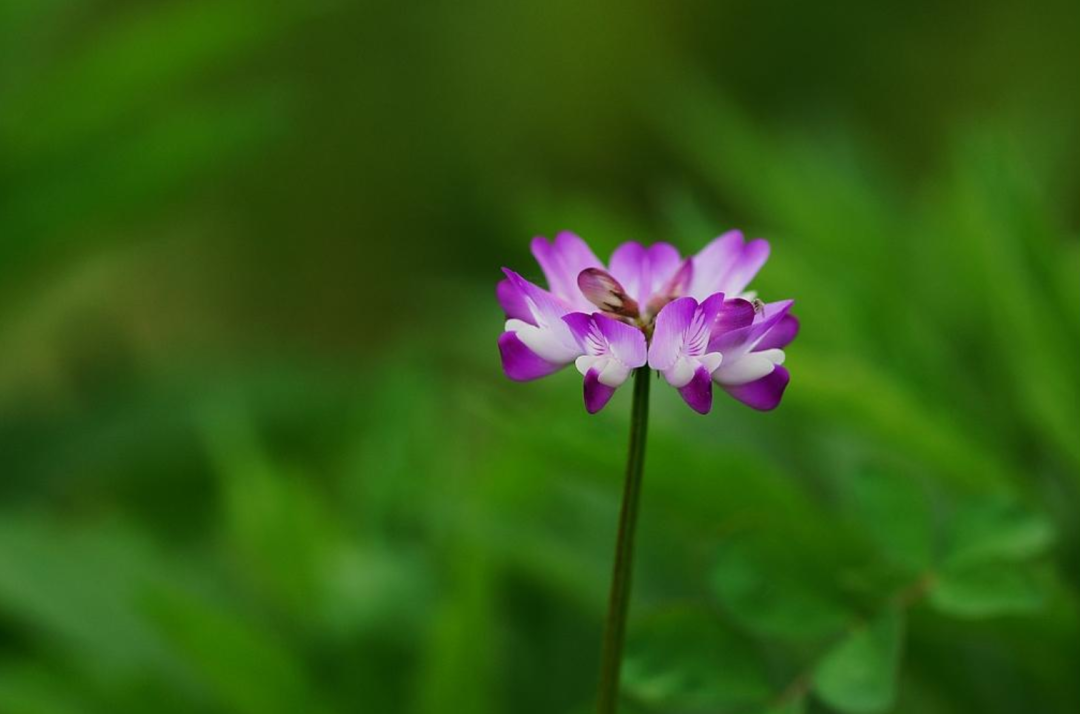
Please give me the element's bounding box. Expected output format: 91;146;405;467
563;312;648;414
498;230;798;413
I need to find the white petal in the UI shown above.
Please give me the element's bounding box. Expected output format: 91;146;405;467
700;352;724;374
576;355;601;376
758;348;785;365
514;322;582;364
598;359;631;387
713;352;777;386
663;356;696;388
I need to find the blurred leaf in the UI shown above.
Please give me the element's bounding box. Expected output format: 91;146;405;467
929;563;1047;619
942;497;1054;568
0;518;170;675
812;609;904;714
622;607;772;712
842;469;933;574
0;662;92;714
145;585;320;714
945;139;1080;469
320;544;431;638
793;354;1009;490
201;406;337;617
711;533;850;642
413;548;495;714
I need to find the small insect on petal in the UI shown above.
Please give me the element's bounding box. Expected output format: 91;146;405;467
578;268;640;318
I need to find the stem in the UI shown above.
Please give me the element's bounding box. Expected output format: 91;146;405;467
596;367;651;714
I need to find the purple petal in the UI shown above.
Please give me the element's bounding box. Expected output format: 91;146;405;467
755;314;800;351
646;258;694;314
677;365;714;414
502;268;570;324
530;232;603;310
723;365;790;411
609;241;648;306
584;368;617;413
688;230;743;299
721;238;770;296
714;298;755;333
497;278;533;324
561;312;595;350
647;297;698;370
593;314;647;367
745;299;794;344
644;242;683;302
709;299;794;354
697;292;728;327
610;241;685;306
688;231;771;299
499;331;564;381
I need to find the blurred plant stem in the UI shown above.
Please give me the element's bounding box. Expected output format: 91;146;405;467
596;368;651;714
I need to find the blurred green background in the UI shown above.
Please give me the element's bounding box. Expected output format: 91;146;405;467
2;1;1079;713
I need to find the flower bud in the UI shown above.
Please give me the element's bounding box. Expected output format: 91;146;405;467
578;268;640;318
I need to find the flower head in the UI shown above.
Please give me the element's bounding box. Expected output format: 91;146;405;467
498;230;798;413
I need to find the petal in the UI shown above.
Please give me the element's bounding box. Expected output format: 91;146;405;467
502;269;569;324
597;359;632;388
506;318;581;364
755;314;800;351
593;313;647;368
721;238;770;296
712;348;785;386
699;352;723;374
499;331;564;381
643;242;683;303
678;366;714;414
647;297;698;371
530;232;603;310
688;231;771;300
723;365;790;411
496;278;533;323
713;298;755;333
612;242;685;307
708;299;794;354
647;258;694;314
675;293;724;358
584;368;617;414
609;241;648;306
688;230;743;299
575;354;601;376
562;312;597;352
662;356;697;388
503;269;581;361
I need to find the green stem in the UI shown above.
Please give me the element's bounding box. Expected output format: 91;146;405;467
596;367;651;714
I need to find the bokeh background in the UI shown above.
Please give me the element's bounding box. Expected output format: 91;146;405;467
2;1;1079;713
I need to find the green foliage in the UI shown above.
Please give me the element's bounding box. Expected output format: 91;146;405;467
812;610;905;714
623;608;772;712
711;532;850;642
929;564;1047;619
927;497;1055;619
838;470;935;575
941;497;1055;568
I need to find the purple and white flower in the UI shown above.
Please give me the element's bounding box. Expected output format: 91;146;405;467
563;312;648;414
498;230;798;414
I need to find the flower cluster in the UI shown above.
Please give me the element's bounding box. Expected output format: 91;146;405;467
498;231;798;414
